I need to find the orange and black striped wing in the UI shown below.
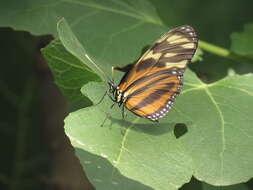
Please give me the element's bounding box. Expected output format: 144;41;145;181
124;71;182;121
119;25;198;121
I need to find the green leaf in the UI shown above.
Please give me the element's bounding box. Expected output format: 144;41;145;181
41;40;100;106
3;0;252;189
0;0;201;74
56;18;109;81
66;81;193;190
65;70;253;189
179;73;253;186
0;0;162;36
230;23;253;57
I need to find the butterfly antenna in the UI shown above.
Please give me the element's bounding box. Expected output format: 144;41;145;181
84;53;111;82
111;66;115;83
100;114;108;127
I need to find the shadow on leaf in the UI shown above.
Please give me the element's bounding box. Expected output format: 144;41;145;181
104;116;176;136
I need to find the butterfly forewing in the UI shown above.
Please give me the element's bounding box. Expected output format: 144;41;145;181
118;25;198;121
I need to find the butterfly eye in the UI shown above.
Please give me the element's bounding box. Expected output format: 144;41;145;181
109;86;114;93
108;82;114;93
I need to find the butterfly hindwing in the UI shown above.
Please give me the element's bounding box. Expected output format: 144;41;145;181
124;73;182;120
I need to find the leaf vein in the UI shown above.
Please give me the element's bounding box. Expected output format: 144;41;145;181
215;84;253;97
111;117;140;178
204;87;225;183
47;53;94;73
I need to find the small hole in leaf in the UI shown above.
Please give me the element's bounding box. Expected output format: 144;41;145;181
174;123;188;138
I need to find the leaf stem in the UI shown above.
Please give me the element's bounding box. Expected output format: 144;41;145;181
198;40;252;63
199;40;230;57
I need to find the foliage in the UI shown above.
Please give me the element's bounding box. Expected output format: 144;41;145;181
1;0;253;190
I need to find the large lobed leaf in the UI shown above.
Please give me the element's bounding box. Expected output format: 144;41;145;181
65;71;253;189
2;0;253;189
56;13;253;190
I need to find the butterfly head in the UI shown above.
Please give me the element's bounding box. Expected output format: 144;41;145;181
108;81;116;94
108;81;125;104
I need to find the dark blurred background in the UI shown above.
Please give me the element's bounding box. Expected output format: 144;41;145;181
0;0;253;190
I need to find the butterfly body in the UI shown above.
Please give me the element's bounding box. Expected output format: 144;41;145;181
108;25;198;121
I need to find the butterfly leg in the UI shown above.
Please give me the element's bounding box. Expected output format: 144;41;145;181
100;115;108;127
122;106;125;118
94;89;107;106
107;90;116;102
110;102;116;109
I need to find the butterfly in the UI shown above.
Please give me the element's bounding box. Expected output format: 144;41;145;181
107;25;198;121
